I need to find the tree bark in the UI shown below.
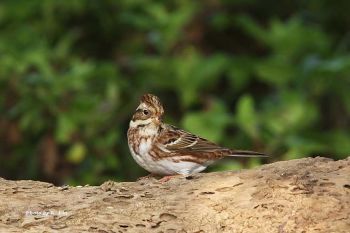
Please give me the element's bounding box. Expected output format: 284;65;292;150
0;157;349;233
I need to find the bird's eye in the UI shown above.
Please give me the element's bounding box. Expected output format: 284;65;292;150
143;110;149;115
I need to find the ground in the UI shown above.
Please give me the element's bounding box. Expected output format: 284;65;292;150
0;157;349;233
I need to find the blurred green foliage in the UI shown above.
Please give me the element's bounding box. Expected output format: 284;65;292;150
0;0;349;185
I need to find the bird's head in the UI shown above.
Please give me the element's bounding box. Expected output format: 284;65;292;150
129;93;164;128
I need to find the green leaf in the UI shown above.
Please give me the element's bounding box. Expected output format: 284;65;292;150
324;131;350;158
263;92;318;135
182;99;231;142
235;95;259;138
56;114;76;143
66;142;87;164
211;160;242;172
255;57;296;86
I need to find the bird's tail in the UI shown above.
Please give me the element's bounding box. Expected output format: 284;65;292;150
228;150;268;157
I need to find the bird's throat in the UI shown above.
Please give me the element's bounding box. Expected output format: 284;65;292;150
129;119;160;137
129;118;153;128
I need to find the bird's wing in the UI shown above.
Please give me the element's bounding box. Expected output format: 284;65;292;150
158;124;266;157
159;125;228;152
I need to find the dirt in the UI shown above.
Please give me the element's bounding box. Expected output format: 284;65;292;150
0;156;349;233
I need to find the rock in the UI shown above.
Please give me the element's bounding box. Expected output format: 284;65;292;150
0;157;349;232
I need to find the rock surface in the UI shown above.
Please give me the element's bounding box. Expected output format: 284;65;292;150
0;157;349;233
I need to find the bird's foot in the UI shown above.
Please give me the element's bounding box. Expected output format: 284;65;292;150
137;173;158;181
158;175;179;183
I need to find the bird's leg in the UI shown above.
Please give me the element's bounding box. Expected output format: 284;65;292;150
137;173;158;181
158;175;181;183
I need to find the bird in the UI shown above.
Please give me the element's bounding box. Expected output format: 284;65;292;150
127;93;266;179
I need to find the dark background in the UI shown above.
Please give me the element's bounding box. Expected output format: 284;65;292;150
0;0;349;185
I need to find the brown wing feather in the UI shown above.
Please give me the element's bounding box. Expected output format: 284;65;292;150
158;124;266;159
161;125;231;159
160;125;221;151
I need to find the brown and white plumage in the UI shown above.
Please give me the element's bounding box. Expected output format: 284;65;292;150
127;94;266;176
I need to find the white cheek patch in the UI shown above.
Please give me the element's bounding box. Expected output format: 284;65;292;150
129;118;153;128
